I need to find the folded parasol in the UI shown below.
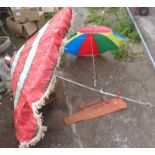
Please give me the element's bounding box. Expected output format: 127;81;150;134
11;7;73;147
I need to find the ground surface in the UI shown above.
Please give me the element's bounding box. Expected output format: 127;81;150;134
0;8;155;148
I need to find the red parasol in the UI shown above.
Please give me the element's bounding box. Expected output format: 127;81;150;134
11;8;72;147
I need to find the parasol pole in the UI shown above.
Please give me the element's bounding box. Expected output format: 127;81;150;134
56;74;154;107
90;34;97;87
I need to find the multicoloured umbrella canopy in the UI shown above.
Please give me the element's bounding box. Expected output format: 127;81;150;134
64;26;127;56
11;8;72;147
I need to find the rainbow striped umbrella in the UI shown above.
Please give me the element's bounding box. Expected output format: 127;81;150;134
64;26;126;56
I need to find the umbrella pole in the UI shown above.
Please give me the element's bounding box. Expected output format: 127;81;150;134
56;74;153;108
90;35;97;87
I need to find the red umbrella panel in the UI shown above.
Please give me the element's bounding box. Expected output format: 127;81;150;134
11;8;72;147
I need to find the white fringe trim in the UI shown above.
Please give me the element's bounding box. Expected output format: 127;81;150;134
19;74;57;148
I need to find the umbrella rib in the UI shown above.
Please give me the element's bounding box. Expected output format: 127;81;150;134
56;74;154;108
90;35;97;87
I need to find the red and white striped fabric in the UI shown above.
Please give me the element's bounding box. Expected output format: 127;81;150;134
11;8;72;147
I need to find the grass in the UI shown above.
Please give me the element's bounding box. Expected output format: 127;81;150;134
112;44;128;60
113;18;140;43
60;53;66;68
44;12;54;22
128;32;141;43
111;8;141;60
112;8;141;43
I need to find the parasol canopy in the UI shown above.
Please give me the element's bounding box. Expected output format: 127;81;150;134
11;7;72;147
64;26;127;56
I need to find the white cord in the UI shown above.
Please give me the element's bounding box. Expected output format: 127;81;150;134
56;74;153;107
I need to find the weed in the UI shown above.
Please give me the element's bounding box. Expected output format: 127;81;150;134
113;18;141;43
112;8;141;43
60;53;66;68
113;18;133;34
112;44;128;60
44;12;54;22
128;32;141;43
